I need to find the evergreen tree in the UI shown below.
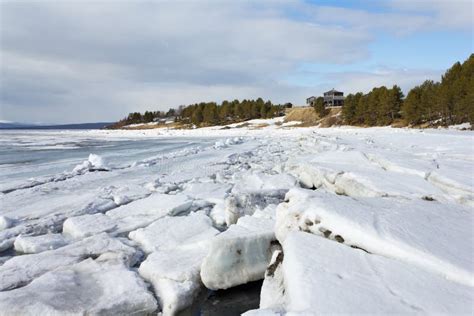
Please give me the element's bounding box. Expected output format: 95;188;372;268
191;106;203;125
314;97;328;117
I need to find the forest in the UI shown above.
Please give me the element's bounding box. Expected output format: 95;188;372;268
112;99;291;127
341;54;473;126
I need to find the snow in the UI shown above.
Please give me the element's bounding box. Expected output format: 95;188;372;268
139;248;206;315
0;258;157;315
106;193;193;233
72;153;110;174
135;212;219;314
200;216;276;290
0;233;140;291
222;172;297;225
259;249;285;310
129;212;219;253
214;137;244;149
279;231;472;314
14;233;68;254
449;122;471;130
281;121;301;127
63;213;117;239
275;188;473;286
1;125;473;314
0;216;13;231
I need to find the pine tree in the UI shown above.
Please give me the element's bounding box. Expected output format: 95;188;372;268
191;107;203;125
313;97;328;117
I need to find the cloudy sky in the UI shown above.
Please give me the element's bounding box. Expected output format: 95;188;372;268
0;0;472;124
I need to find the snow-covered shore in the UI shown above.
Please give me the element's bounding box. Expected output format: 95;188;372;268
0;122;473;315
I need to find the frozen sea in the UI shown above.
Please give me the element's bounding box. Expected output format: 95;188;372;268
0;124;473;315
0;130;217;187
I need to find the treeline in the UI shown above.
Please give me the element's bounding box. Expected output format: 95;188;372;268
121;108;178;125
180;99;290;125
403;54;473;125
114;98;291;127
342;85;403;125
340;54;474;126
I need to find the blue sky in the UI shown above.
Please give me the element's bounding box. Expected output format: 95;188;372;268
0;0;472;123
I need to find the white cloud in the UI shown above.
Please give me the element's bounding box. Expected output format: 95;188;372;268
325;67;444;95
389;0;473;30
0;0;470;123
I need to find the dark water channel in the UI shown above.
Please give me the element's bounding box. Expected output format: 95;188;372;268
177;280;263;316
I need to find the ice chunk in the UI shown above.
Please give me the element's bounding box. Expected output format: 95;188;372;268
72;153;109;174
14;234;67;254
129;212;219;253
200;216;275;290
259;249;285;310
231;172;297;196
106;193;193;233
214;137;244;149
88;153;109;170
0;233;140;291
287;150;444;199
276;188;474;286
100;185;151;206
0;259;157;315
60;194;194;239
224;172;297;225
139;248;206;315
0;216;13;231
134;213;219;314
63;213;117;239
181;181;231;204
278;231;472;314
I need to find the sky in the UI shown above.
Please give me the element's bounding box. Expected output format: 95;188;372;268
0;0;472;124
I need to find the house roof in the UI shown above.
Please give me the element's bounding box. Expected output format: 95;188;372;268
324;88;342;94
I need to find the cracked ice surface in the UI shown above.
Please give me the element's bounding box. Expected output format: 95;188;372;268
1;126;473;315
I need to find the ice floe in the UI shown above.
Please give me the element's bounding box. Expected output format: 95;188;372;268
0;258;157;315
129;212;219;253
201;216;276;290
262;231;472;314
0;233;140;291
14;233;68;254
275;188;474;286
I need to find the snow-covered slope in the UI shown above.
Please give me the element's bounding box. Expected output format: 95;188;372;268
0;124;472;314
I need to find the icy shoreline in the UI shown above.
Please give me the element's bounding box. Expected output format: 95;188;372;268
0;123;473;315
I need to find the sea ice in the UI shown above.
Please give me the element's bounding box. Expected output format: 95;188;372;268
200;216;275;290
63;213;117;239
106;193;193;233
223;172;297;225
0;216;12;231
276;231;473;314
129;212;219;253
0;233;140;291
72;153;110;174
139;248;206;315
14;233;68;254
0;258;157;315
276;188;474;286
